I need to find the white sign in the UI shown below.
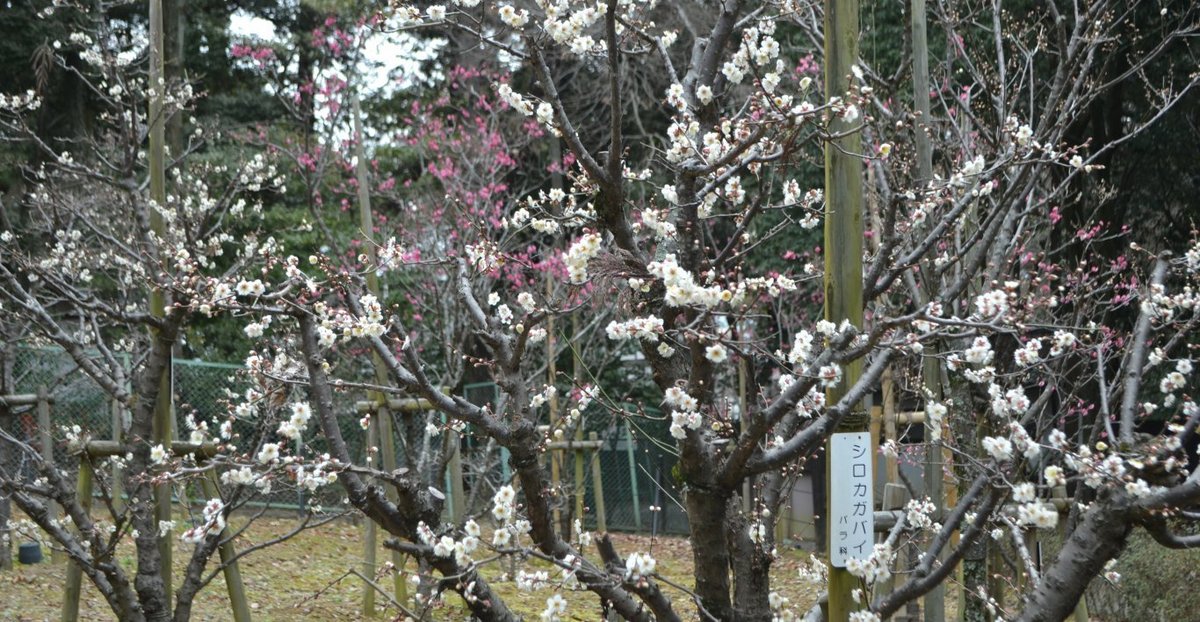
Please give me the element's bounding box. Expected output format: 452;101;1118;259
829;431;873;567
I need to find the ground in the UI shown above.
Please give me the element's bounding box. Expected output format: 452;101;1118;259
1;512;824;620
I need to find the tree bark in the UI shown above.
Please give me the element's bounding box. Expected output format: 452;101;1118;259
684;487;735;620
1016;497;1132;622
729;500;772;621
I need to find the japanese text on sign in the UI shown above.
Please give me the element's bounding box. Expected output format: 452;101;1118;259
829;431;873;567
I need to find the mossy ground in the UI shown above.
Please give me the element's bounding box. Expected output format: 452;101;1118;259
1;513;825;620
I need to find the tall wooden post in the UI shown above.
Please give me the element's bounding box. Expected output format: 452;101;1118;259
352;93;409;609
547;278;563;533
823;0;867;617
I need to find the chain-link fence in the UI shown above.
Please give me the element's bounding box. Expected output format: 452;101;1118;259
4;348;689;534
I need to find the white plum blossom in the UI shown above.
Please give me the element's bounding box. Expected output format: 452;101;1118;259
625;551;657;580
565;233;602;284
844;543;893;586
705;344;729;364
982;436;1013;462
497;5;529;29
609;319;667;343
257;442;280;464
818;364;843;388
1014;338;1042;366
541;593;568;621
516;292;537;313
1012;482;1036;503
964;337;995;366
926;402;947;441
1044;465;1066;488
974;290;1009;318
1017;501;1058;529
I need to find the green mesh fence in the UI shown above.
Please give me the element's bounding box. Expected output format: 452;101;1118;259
5;349;686;534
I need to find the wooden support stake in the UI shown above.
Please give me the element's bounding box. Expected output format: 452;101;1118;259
147;0;175;601
375;404;406;602
36;386;59;561
201;471;253;622
547;276;561;534
361;414;380;617
61;460;93;622
625;423;642;532
589;432;606;533
110;399;124;513
448;428;465;524
572;315;585;528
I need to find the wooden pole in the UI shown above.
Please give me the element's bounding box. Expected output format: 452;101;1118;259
61;460;93;622
200;472;253;622
589;432;606;533
573;316;585;528
739;358;752;515
822;0;867;616
37;387;57;537
449;428;465;524
352;92;409;608
110;399;124;513
148;0;175;602
361;415;380;617
625;423;642;532
547;278;561;533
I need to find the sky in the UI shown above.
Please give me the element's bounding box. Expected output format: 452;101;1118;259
228;8;443;97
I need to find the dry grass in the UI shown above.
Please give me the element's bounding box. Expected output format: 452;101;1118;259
1;512;824;621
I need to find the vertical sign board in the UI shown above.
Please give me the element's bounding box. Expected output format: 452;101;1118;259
830;431;874;566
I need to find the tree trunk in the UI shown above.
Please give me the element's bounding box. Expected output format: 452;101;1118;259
729;500;772;621
1016;498;1131;622
685;487;735;620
